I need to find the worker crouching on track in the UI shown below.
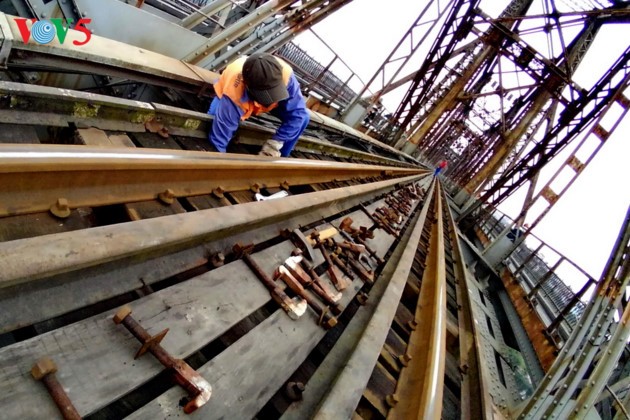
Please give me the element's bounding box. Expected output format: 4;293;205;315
208;53;310;157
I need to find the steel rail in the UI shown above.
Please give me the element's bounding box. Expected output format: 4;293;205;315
0;174;422;290
441;186;491;419
0;81;416;167
0;144;424;217
387;182;447;419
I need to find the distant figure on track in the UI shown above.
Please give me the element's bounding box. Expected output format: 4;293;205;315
434;160;447;176
208;53;310;157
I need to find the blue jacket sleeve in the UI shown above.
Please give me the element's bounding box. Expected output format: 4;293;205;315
208;96;243;152
270;74;310;157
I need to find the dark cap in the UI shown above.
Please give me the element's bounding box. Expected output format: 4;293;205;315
242;53;289;106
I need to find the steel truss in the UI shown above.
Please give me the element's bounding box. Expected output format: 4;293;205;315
370;0;629;234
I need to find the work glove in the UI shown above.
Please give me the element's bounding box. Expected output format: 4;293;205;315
259;139;283;157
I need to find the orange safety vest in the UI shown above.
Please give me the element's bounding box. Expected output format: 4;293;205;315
213;56;293;120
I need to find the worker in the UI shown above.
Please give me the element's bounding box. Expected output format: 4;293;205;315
434;160;447;176
208;53;310;157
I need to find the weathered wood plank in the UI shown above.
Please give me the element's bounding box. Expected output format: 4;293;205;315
124;199;186;220
0;241;298;418
0;245;213;333
131;132;182;150
76;128;113;146
108;134;136;148
0;123;41;144
126;275;362;420
0;209;92;242
0;192;372;332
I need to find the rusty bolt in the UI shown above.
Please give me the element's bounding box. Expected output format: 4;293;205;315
212;186;225;198
322;316;338;329
232;243;254;258
211;253;225;268
356;292;368;306
385;394;399;407
113;305;133;324
250;183;261;193
407;319;418;331
398;353;412;367
31;357;82;420
50;198;71;219
31;357;57;380
339;217;354;232
158;189;175;205
285;382;305;401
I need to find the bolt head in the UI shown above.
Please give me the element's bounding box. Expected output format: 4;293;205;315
385;394;399;407
113;305;132;324
285;381;305;401
158;189;175;205
50;198;71;218
31;357;57;380
357;293;368;305
211;252;226;267
324;317;338;329
212;186;225;198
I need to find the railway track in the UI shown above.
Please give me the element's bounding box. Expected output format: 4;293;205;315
0;149;425;416
0;143;491;419
0;32;491;418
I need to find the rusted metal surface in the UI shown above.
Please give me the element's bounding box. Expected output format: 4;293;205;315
387;185;447;419
112;305;212;414
498;267;557;372
0;174;420;290
0;144;423;217
313;182;432;419
244;253;308;321
441;188;492;420
0;80;417;167
31;357;81;420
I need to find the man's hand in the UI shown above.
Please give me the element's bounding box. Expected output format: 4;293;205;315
259;139;284;157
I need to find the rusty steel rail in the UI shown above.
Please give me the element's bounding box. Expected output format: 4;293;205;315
387;183;447;419
0;81;416;168
441;185;493;419
0;144;425;217
0;174;422;290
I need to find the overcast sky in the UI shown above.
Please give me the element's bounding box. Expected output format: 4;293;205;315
295;0;629;284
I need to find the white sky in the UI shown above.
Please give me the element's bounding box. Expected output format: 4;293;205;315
295;0;629;284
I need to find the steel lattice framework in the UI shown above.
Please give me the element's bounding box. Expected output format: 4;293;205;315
361;0;629;232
